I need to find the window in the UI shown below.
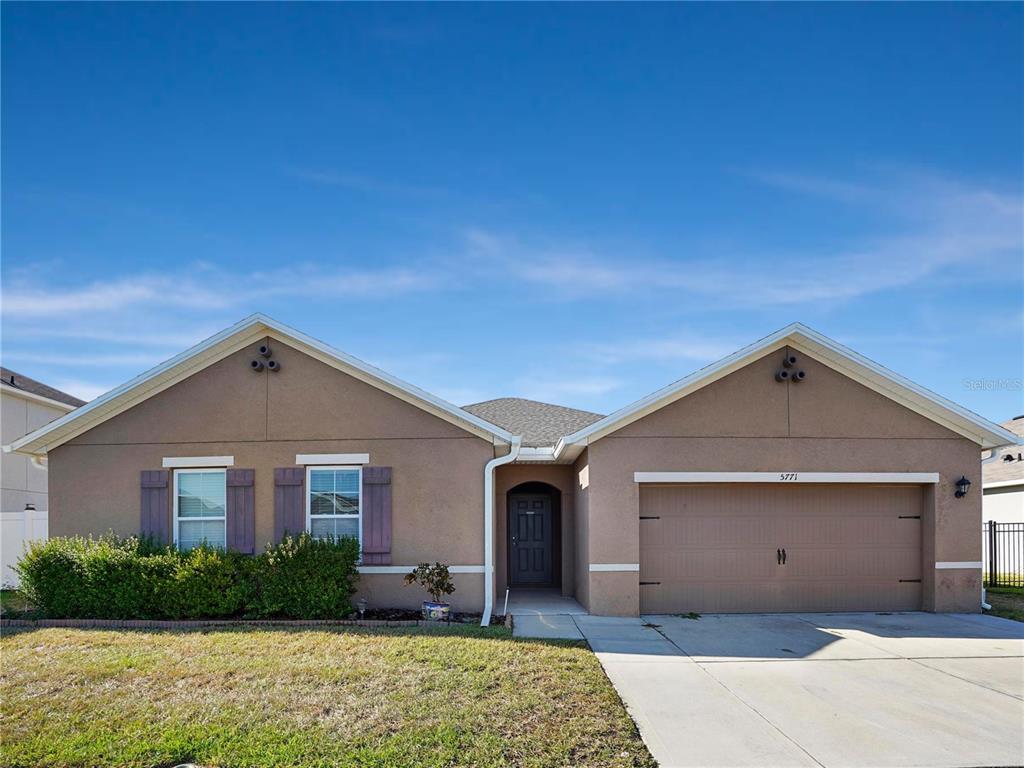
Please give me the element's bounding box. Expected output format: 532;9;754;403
307;466;361;543
174;469;226;550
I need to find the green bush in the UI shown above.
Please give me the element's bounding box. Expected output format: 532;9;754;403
15;532;361;621
254;533;362;619
157;546;255;620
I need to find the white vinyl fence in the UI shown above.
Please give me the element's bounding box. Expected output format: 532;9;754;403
1;509;48;588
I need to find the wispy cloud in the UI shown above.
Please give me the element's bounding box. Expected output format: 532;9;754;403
510;375;623;404
578;332;741;365
460;171;1022;306
1;263;441;320
0;351;166;367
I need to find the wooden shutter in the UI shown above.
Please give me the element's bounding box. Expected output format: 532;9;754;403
274;467;305;542
140;470;170;544
226;469;256;554
362;466;392;565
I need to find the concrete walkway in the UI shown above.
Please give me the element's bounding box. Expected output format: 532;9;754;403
509;589;587;640
571;612;1024;768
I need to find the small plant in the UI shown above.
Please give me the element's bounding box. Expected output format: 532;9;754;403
404;562;455;603
680;612;701;620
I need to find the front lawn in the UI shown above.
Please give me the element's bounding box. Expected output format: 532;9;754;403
0;625;654;768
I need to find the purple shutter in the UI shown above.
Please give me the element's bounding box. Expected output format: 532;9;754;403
274;467;305;542
362;466;392;565
226;469;256;554
140;470;170;544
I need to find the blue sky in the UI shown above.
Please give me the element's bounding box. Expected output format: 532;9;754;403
2;3;1022;422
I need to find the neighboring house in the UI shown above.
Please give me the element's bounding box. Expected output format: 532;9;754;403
982;416;1024;524
8;315;1019;618
1;369;86;585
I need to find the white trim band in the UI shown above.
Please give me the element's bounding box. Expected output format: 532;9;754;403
589;563;640;572
983;479;1024;490
634;471;941;484
162;455;234;468
358;565;485;574
935;561;983;570
296;453;370;465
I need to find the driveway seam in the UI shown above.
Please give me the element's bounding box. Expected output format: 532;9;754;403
648;622;828;768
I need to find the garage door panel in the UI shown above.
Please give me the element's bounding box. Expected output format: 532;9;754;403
639;484;923;614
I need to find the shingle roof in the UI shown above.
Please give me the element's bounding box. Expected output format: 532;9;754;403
983;416;1024;486
0;367;87;408
462;397;605;447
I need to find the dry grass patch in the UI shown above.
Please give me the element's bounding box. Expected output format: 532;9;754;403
0;625;654;768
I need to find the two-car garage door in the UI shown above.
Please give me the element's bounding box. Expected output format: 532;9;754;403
639;484;923;613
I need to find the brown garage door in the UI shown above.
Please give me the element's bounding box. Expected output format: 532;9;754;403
639;484;922;614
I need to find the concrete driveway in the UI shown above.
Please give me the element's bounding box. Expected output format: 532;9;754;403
573;612;1024;768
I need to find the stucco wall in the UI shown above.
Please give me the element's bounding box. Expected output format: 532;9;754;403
48;339;495;612
583;347;983;616
1;390;67;513
983;487;1024;524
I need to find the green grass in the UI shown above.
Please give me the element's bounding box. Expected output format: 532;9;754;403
0;625;655;768
984;585;1024;622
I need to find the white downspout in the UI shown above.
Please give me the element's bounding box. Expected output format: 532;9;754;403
481;437;521;627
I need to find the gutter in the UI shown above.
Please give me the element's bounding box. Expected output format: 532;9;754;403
481;437;521;627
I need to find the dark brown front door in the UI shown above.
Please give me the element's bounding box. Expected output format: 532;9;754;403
509;493;553;586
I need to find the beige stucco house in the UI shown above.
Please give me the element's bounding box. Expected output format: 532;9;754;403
9;315;1018;620
1;369;85;585
982;416;1023;524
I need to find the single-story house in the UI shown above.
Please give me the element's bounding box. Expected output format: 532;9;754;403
9;314;1019;621
982;416;1024;524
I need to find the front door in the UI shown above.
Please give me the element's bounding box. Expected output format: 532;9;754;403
509;493;553;586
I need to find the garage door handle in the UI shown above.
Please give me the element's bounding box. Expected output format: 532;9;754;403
777;548;782;565
782;548;787;565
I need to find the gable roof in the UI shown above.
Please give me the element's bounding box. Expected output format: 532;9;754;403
0;368;86;410
463;397;604;448
554;322;1019;460
9;314;514;456
983;417;1024;488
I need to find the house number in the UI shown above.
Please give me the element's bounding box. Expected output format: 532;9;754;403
779;473;798;481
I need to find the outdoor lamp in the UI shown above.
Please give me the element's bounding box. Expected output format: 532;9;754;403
954;476;971;498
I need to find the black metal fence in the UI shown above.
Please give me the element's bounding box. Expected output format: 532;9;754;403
983;522;1024;587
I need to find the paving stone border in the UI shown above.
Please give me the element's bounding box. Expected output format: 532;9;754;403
1;615;514;630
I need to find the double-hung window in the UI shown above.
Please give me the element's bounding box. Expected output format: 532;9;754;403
307;466;361;544
173;469;227;550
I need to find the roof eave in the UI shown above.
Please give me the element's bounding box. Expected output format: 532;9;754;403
10;313;514;456
557;323;1016;451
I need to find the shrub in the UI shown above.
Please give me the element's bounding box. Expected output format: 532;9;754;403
157;546;255;619
253;533;361;619
15;532;360;621
16;535;173;619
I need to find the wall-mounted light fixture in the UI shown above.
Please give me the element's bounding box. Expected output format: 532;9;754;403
954;476;971;498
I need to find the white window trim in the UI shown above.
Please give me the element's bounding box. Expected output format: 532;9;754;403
633;472;941;484
173;467;227;550
305;465;362;548
163;455;234;469
935;561;983;570
295;453;369;465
